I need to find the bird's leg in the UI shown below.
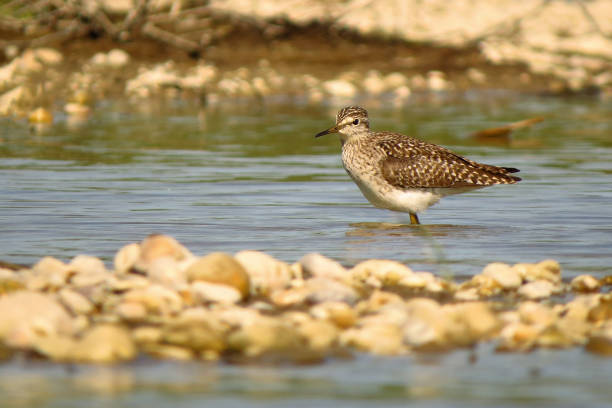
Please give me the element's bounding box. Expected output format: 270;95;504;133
409;213;420;225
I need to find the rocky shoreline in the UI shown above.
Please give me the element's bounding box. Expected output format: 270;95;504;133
0;234;610;364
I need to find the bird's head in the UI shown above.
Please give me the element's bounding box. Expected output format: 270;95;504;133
315;106;370;142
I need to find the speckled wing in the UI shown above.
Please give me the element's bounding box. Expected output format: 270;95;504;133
377;134;521;188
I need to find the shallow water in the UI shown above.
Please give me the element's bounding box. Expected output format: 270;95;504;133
1;93;612;406
2;93;611;278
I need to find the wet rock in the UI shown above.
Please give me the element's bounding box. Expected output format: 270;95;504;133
69;255;107;275
107;49;130;68
518;280;555;299
444;302;500;346
114;243;141;274
33;334;77;361
226;316;302;357
363;70;386;95
137;234;193;271
235;250;292;295
299;253;349;281
115;301;148;322
0;291;74;348
186;252;250;298
71;324;136;363
514;259;561;283
191;281;242;304
402;298;447;349
497;322;539;351
296;319;339;351
350;259;415;288
310;301;357;328
482;262;522;289
147;257;187;288
518;301;555;328
29;256;70;290
322;79;357;98
132;326;163;344
28;107;53;124
571;274;601;293
58;288;94;315
144;344;194;360
122;284;183;316
426;70;450;91
341;322;405;355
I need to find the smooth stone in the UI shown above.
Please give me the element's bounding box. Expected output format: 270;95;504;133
0;291;74;348
191;281;242;304
518;301;556;327
113;243;141;274
482;262;522;289
72;324;136;363
115;301;148;321
322;79;357;98
513;259;561;283
144;344;194;360
571;274;601;292
186;252;250;298
138;234;193;268
147;257;187;288
351;259;415;286
518;280;555;299
497;322;539;351
122;284;183;315
340;323;405;355
58;288;94;315
33;334;76;361
226;317;301;357
299;253;349;281
444;302;500;346
132;326;163;344
31;256;70;288
28;107;53;124
309;301;357;328
69;255;107;275
235;250;292;295
305;277;359;305
107;49;130;68
161;320;226;353
402;298;447;348
296;319;338;351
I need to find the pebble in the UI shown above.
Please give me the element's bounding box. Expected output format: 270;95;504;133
571;274;601;292
0;291;74;348
28;107;53;124
299;253;349;282
58;288;94;315
235;250;292;296
72;324;136;363
482;262;522;289
114;243;141;274
191;281;242;304
1;233;607;363
322;79;358;98
185;252;250;298
351;259;415;287
341;323;405;355
518;280;556;299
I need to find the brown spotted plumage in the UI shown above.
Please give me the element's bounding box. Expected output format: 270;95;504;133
315;106;521;224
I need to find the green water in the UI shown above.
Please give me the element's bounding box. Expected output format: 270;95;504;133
1;92;611;406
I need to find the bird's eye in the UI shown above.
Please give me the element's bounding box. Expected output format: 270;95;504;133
352;119;359;125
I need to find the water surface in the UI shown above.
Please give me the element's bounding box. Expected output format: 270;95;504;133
1;93;611;407
2;94;611;278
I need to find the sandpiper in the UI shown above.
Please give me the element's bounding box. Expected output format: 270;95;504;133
315;106;521;224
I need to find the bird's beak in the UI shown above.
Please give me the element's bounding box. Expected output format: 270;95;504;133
315;125;339;138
